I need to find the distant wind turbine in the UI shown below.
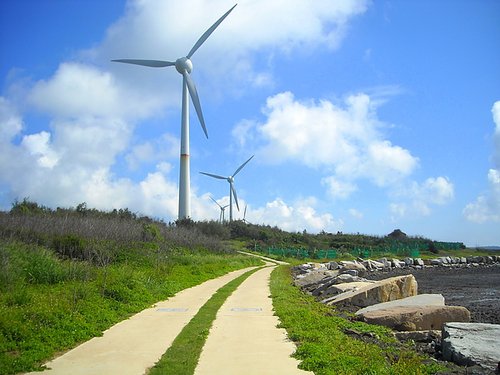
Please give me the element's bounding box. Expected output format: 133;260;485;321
112;4;237;220
210;196;229;223
200;155;254;222
242;203;252;224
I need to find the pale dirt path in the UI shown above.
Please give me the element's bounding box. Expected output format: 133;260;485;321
25;266;259;375
237;251;289;265
195;265;311;375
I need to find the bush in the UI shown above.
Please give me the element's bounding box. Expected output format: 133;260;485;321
51;234;86;260
23;248;65;284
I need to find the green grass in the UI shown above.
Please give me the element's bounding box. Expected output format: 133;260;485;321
148;267;262;375
270;265;447;375
0;240;263;375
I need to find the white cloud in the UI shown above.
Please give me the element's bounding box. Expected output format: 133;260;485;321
0;97;23;141
463;168;500;223
91;0;369;97
321;176;357;199
21;131;59;168
249;197;343;233
241;91;418;187
125;134;179;170
30;63;164;120
391;176;454;218
463;101;500;223
0;0;370;219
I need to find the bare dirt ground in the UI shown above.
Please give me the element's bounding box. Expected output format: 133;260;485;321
368;264;500;324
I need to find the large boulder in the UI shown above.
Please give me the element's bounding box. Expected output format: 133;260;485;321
357;305;470;331
355;294;445;316
442;322;500;371
321;275;418;307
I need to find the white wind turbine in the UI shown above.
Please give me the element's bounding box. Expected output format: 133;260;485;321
112;4;237;220
200;155;254;222
210;196;229;223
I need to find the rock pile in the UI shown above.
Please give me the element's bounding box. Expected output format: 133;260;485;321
293;258;500;371
293;260;471;330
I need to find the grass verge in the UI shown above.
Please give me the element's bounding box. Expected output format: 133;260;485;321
148;266;263;374
0;240;263;375
270;265;447;375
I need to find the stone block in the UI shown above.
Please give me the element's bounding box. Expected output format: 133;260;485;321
358;305;470;331
355;294;445;316
442;322;500;371
414;258;425;266
327;281;373;294
321;275;417;307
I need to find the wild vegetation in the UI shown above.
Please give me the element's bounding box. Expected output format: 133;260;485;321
0;200;262;374
0;199;483;374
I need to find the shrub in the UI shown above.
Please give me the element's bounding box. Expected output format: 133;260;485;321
51;234;86;260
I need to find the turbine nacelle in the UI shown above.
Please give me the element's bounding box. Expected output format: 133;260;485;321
175;57;193;74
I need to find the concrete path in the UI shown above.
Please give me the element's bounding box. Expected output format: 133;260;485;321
26;266;259;375
237;251;290;266
195;265;311;375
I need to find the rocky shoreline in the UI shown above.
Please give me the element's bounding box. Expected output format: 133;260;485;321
292;256;500;373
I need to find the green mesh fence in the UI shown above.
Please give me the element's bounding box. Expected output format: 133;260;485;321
259;246;419;260
256;239;462;260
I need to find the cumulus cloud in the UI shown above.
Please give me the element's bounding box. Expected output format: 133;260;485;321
239;91;419;196
30;62;164;120
248;197;343;233
21;131;59;168
321;176;358;200
390;177;454;218
91;0;368;96
0;0;370;225
125;134;179;171
0;97;23;141
463;101;500;223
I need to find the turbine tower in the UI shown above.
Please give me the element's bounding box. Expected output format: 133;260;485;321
200;155;254;222
112;4;237;220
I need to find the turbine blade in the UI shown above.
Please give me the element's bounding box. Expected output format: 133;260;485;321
210;196;223;209
233;155;254;176
111;59;175;67
187;4;237;59
183;72;208;138
231;183;240;211
200;171;226;180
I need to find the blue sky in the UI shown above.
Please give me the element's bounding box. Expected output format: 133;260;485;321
1;0;499;246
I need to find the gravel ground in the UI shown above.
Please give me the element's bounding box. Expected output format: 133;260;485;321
368;263;500;324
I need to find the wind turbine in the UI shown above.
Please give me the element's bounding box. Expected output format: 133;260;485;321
200;155;254;222
242;204;251;224
112;4;237;220
210;196;229;223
